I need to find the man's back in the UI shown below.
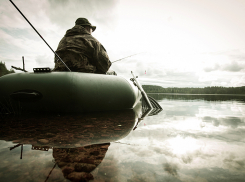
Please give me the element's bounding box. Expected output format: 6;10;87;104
53;19;111;74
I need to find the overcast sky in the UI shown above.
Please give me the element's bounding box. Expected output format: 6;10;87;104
1;0;245;87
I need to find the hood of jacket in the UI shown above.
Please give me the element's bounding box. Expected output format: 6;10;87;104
65;25;90;37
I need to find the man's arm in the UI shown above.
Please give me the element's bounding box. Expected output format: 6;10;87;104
93;42;111;74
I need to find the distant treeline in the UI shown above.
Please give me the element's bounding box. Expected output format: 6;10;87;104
0;62;15;77
142;85;245;94
147;93;245;102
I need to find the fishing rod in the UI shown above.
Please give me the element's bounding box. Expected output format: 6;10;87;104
9;0;71;72
112;52;145;63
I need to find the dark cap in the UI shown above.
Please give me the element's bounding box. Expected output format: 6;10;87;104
75;18;96;32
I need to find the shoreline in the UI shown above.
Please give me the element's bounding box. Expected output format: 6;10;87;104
146;93;245;96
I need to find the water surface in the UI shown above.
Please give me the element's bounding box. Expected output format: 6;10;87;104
1;94;245;182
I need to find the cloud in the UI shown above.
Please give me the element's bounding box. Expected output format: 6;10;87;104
203;49;245;73
223;153;245;171
35;54;54;69
181;149;217;164
163;162;179;177
204;61;245;72
230;75;245;87
0;0;54;31
152;147;176;158
47;0;119;30
0;28;54;71
203;63;220;72
227;50;245;62
202;116;245;129
222;61;245;72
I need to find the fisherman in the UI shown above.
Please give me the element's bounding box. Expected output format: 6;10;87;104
53;18;111;74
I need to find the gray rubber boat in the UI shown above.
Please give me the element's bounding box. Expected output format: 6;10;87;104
0;71;142;114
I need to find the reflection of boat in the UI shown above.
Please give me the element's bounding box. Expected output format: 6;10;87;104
0;109;139;148
0;101;161;147
0;107;141;181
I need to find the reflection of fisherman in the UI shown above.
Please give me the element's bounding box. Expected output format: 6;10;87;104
53;143;110;181
53;18;111;74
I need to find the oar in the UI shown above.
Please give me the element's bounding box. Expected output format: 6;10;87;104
131;71;153;109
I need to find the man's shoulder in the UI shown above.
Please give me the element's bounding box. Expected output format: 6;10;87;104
63;26;104;47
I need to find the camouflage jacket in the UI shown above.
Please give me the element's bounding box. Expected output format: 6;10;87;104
53;25;111;74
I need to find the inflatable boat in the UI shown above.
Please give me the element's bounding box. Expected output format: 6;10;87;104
0;70;144;114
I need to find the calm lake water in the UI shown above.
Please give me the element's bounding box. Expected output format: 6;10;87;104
1;94;245;182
